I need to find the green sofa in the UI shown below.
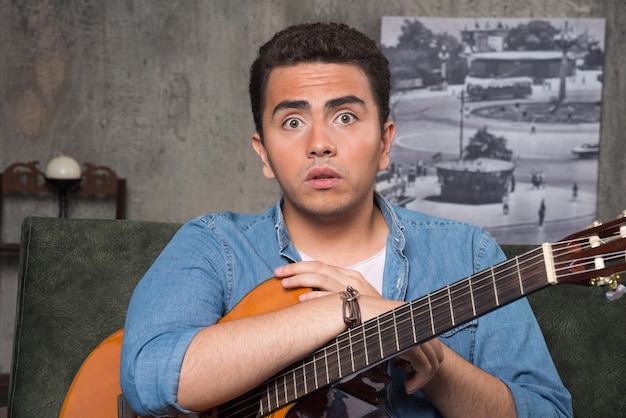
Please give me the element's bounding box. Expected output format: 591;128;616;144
5;216;626;417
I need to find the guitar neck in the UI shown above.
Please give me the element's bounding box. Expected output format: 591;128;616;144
214;245;554;418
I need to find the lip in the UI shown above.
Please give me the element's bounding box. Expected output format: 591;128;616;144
305;167;342;189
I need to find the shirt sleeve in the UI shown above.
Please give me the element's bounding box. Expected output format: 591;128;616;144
120;219;227;416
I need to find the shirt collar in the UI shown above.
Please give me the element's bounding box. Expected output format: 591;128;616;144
272;192;407;257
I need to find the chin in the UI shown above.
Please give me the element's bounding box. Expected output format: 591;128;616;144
296;194;359;220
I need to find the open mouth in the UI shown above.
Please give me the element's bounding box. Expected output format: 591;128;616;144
306;167;341;189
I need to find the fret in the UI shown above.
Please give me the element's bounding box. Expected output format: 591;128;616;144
347;328;355;372
392;309;400;351
430;288;454;335
446;285;455;326
269;379;277;413
364;317;384;364
427;293;435;335
334;338;342;379
282;373;289;408
351;325;367;372
300;359;308;396
394;303;415;350
409;302;418;343
470;270;498;315
493;261;524;303
491;266;500;306
338;326;365;379
363;320;381;364
361;324;371;366
469;277;476;317
278;376;285;410
376;317;384;359
449;279;474;326
381;311;401;358
408;296;432;343
313;351;322;389
326;343;341;384
515;256;524;294
323;347;331;384
291;368;299;401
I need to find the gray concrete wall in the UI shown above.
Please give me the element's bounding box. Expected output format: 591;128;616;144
1;0;624;374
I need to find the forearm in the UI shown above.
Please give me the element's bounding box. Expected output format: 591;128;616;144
177;294;347;411
421;345;516;418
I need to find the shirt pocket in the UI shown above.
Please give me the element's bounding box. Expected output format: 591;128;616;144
440;318;477;338
439;319;478;362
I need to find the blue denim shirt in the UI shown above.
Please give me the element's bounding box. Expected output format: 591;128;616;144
121;193;572;417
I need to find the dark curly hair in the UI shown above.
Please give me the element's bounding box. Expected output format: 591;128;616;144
249;22;391;138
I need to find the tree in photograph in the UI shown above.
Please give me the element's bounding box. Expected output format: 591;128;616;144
505;20;559;51
383;19;467;88
463;126;513;161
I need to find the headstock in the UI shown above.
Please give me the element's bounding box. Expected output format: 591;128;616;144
551;211;626;300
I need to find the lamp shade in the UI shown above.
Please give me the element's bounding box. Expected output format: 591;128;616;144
45;154;82;179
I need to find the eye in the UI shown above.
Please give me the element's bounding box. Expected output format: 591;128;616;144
283;117;303;130
336;113;356;125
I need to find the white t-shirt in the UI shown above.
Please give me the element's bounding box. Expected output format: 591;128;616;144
298;246;386;294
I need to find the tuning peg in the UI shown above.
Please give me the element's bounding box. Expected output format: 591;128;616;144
606;284;625;301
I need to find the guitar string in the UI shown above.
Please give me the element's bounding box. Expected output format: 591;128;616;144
219;231;626;416
249;248;548;413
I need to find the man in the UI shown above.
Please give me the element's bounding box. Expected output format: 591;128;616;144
121;23;572;417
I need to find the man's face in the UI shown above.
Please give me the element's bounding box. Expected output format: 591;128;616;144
252;62;394;221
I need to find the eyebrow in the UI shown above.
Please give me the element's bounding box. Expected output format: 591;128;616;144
272;100;309;117
271;95;367;118
325;95;366;110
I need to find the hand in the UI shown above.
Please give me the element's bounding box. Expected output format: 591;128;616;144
275;261;381;299
394;339;444;394
275;260;405;325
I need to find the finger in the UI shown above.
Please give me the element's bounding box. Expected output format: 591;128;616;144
281;272;343;293
421;339;444;366
399;342;444;394
277;262;359;292
405;369;427;394
274;261;329;278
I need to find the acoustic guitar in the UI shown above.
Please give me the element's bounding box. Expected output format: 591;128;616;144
61;214;626;417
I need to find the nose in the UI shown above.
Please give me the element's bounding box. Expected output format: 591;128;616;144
307;125;337;158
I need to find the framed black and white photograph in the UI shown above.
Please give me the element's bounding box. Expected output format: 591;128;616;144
379;16;606;245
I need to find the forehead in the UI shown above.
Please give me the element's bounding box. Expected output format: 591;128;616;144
263;63;375;108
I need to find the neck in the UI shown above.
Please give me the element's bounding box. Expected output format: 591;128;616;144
282;194;388;267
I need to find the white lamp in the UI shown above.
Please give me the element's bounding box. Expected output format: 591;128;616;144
45;154;83;217
45;154;82;179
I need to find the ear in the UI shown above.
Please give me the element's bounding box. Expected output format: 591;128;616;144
378;120;395;171
251;133;276;179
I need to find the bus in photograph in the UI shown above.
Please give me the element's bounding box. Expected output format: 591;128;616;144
464;51;574;101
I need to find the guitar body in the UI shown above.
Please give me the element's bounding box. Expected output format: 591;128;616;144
61;279;322;417
60;328;124;417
